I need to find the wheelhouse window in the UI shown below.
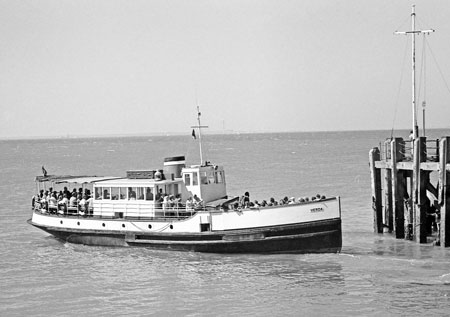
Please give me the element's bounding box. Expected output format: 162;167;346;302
216;171;224;184
192;172;198;185
184;174;191;186
200;172;208;185
208;172;215;184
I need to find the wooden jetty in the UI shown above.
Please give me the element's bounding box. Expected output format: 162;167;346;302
369;6;450;247
370;137;450;246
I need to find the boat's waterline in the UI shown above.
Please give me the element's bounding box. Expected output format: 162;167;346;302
28;217;342;253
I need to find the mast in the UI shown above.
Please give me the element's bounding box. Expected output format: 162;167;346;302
394;5;434;139
191;106;208;165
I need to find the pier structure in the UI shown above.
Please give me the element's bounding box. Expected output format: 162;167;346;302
369;136;450;246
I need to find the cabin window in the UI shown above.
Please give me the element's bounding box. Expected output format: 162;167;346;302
200;172;208;185
216;171;224;184
119;187;127;200
111;187;119;200
184;174;191;186
137;187;145;200
145;187;154;201
173;184;179;196
128;187;137;200
95;187;102;200
103;188;110;199
193;172;198;185
208;172;215;184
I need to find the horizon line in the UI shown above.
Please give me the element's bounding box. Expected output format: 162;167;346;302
2;127;450;141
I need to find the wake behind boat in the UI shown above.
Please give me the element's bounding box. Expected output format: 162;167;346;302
28;111;342;254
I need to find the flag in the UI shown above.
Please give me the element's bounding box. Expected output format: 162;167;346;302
192;129;196;139
42;166;47;177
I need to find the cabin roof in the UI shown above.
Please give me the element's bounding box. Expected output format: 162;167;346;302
93;177;183;186
35;175;120;184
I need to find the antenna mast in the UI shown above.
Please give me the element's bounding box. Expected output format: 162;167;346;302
191;106;208;165
394;5;434;139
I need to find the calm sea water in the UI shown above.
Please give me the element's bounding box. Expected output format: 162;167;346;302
2;130;450;316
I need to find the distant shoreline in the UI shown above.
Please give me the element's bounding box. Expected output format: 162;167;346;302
1;127;449;141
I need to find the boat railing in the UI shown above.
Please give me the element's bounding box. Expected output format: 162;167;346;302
32;202;206;220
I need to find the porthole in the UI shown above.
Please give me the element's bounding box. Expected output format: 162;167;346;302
77;222;80;225
60;220;63;224
102;223;105;227
122;224;126;228
148;224;152;229
169;225;173;229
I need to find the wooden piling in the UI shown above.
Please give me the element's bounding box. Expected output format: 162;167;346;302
384;168;393;232
384;140;393;232
391;138;406;239
413;137;428;243
369;147;383;233
439;137;450;247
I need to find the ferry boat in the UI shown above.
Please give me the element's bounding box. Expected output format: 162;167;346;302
28;111;342;254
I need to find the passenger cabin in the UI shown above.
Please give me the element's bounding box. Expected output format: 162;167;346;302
91;157;227;219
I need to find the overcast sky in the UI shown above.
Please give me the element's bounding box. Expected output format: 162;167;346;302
1;0;450;138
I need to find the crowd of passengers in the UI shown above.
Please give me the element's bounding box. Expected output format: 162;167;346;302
155;191;204;213
32;187;93;216
231;192;327;210
32;186;206;216
32;187;327;216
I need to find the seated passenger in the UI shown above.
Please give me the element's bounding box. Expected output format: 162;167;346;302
69;194;77;207
185;197;194;212
155;188;164;201
193;194;203;208
269;197;277;206
174;194;182;209
128;187;136;200
78;195;87;215
162;196;170;211
168;195;175;208
48;194;58;213
58;194;69;214
240;192;250;208
86;195;94;215
39;194;48;212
